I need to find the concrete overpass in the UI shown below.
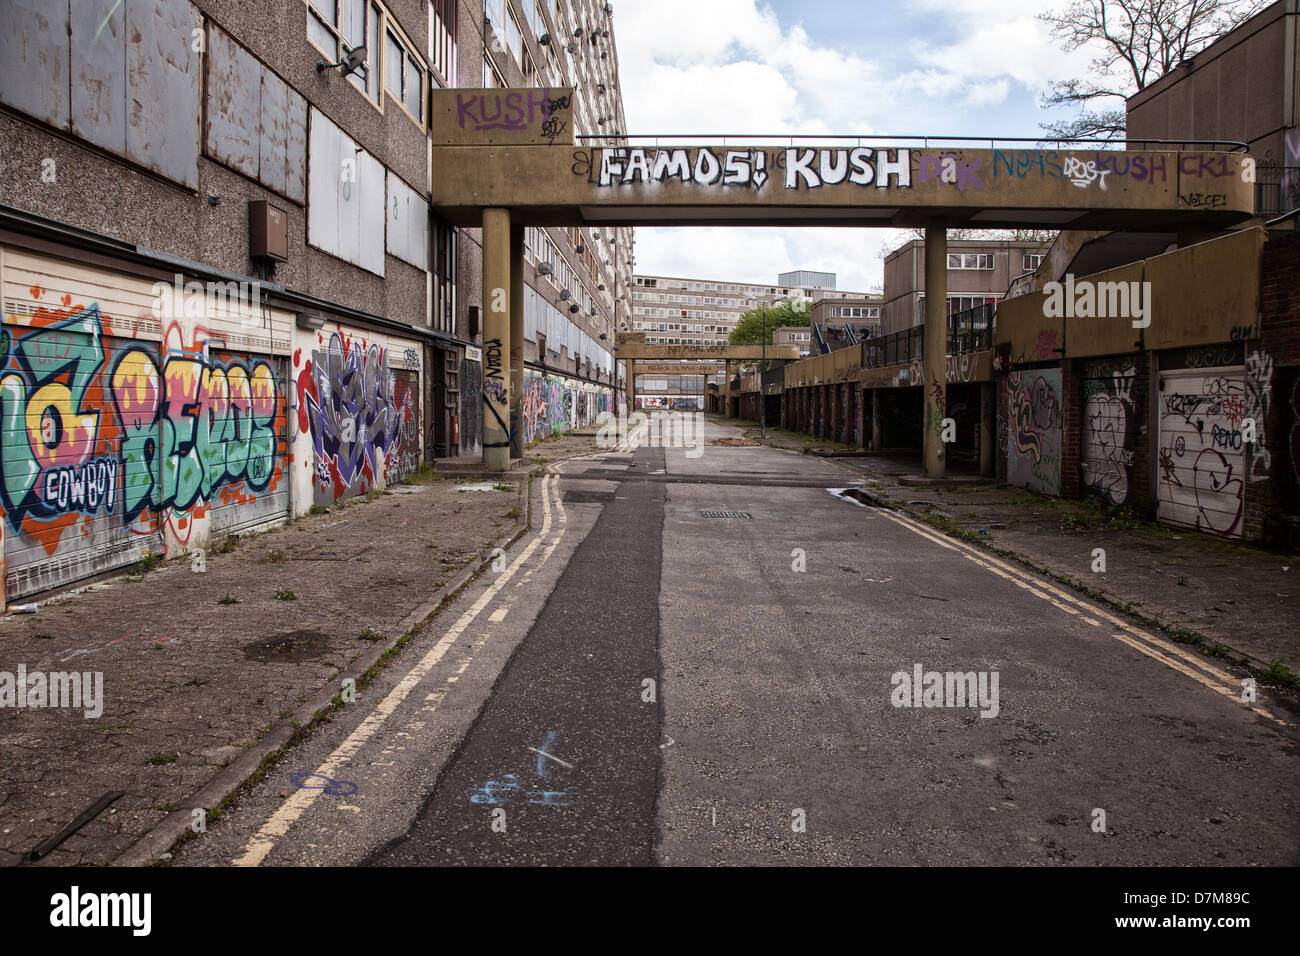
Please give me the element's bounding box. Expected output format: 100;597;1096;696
428;90;1257;472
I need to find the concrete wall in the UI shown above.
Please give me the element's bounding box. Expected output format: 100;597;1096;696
1126;0;1294;165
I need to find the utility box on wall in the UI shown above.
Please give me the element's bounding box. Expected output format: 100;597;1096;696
249;200;289;262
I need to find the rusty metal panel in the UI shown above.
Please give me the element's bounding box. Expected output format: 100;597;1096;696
126;0;201;189
285;89;307;203
70;0;127;154
307;108;384;276
259;68;290;196
205;23;259;180
0;0;71;129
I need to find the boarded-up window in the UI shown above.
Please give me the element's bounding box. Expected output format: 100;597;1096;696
1;0;200;189
307;108;385;276
205;23;307;203
386;172;429;270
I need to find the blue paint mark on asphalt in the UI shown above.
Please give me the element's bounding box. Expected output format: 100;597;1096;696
292;772;358;796
536;731;559;778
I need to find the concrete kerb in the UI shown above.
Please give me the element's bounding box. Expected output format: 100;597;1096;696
113;473;546;867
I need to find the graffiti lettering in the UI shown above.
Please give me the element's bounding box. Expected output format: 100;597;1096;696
456;88;557;133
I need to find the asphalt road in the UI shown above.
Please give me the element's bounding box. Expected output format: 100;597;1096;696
175;417;1300;867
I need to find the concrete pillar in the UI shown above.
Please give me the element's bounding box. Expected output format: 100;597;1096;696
979;382;995;477
509;224;525;460
923;224;947;478
481;208;511;472
871;388;882;451
626;361;635;412
723;361;731;418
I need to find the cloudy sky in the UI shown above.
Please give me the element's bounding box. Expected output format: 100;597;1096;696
613;0;1097;292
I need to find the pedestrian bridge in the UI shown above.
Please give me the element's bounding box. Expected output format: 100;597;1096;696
427;89;1259;473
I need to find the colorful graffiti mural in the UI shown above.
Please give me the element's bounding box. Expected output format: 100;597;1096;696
296;331;413;504
520;371;612;445
1006;369;1062;496
1082;360;1136;506
1;298;288;597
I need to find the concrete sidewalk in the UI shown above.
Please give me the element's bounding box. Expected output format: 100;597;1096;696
0;432;600;867
737;422;1300;686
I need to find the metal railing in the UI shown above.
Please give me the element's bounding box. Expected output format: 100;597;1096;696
1257;166;1300;219
862;326;925;369
575;134;1249;152
948;303;995;355
812;322;831;355
859;306;993;370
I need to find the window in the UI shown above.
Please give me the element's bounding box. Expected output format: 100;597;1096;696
308;0;378;102
484;0;507;31
432;216;457;332
947;253;994;270
506;9;524;67
382;29;423;119
1023;253;1045;272
483;55;503;87
428;0;456;86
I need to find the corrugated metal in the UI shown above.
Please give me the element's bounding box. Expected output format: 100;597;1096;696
126;0;201;189
207;354;291;535
1157;367;1246;538
70;0;128;153
205;24;260;179
0;0;70;129
2;253;164;598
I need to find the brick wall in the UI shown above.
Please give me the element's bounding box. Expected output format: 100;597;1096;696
1247;230;1300;547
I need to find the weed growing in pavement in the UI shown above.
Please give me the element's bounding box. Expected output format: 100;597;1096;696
403;464;443;484
359;627;384;642
215;535;240;554
308;504;329;516
493;483;514;492
136;552;160;573
147;753;177;766
506;506;521;519
267;550;287;563
922;512;986;546
275;589;296;601
218;593;240;605
1264;659;1299;689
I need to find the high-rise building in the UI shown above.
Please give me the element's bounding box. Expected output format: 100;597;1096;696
778;269;836;290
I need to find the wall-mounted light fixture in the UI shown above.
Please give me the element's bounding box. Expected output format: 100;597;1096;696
295;311;326;330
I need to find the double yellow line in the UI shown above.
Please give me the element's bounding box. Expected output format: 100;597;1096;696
874;507;1287;727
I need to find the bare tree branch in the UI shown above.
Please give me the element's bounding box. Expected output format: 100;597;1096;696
1037;0;1268;139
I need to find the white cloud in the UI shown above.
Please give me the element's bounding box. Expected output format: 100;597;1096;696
612;0;1091;291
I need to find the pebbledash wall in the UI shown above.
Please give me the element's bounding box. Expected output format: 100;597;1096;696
0;246;423;601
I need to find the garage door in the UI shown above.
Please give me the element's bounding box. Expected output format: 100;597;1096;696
206;351;291;536
1157;366;1246;538
2;312;163;599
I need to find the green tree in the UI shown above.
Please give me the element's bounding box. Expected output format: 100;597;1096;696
728;301;811;346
